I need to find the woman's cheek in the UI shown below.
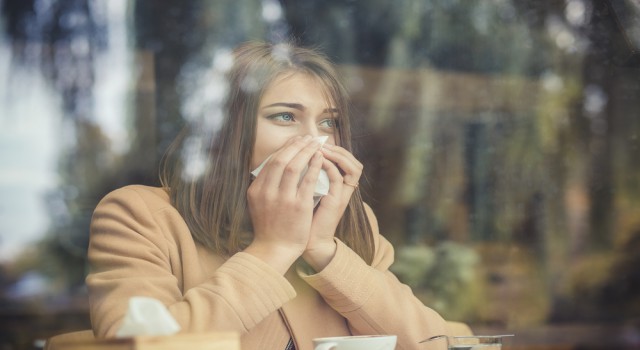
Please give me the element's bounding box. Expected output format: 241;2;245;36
251;136;290;169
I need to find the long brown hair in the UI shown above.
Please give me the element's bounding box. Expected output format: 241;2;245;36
160;41;375;264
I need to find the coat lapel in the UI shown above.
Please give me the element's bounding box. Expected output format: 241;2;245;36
279;262;350;350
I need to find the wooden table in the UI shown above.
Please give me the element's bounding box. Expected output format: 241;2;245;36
45;331;240;350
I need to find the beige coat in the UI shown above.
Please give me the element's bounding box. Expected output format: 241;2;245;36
86;185;452;350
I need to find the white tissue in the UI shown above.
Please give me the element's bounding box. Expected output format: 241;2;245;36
251;136;330;207
115;296;181;338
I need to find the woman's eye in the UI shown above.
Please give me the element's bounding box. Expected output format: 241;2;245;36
320;118;338;129
268;112;295;122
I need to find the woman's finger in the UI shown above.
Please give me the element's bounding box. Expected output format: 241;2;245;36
320;144;363;186
322;158;345;199
277;139;324;194
254;135;313;191
297;151;324;200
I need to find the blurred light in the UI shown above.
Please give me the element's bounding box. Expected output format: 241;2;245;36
271;43;292;62
262;0;283;23
241;75;260;93
213;48;234;72
5;271;49;299
70;36;91;56
472;3;491;34
180;67;227;131
583;84;608;136
93;0;133;154
181;135;208;181
542;71;564;92
555;30;575;49
583;84;608;115
566;0;588;27
547;16;577;50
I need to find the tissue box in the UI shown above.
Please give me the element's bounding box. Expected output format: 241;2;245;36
52;332;240;350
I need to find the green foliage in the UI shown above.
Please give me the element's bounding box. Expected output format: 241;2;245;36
391;242;480;321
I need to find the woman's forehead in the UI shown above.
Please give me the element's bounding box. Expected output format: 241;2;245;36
260;71;338;108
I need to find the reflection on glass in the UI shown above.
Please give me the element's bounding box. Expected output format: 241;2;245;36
1;1;639;349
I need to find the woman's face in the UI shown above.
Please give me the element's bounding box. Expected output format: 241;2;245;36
251;72;339;169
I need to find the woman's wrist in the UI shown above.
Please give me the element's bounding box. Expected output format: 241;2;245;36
244;241;304;275
302;240;338;272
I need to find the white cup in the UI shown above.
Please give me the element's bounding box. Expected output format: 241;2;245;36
312;335;397;350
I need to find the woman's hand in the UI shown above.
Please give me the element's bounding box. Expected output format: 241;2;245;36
244;135;325;274
303;143;363;271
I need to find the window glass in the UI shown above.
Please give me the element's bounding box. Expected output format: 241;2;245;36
1;1;639;348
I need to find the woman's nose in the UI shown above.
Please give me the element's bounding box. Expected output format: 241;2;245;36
302;123;319;137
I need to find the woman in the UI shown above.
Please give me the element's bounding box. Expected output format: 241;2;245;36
86;41;454;350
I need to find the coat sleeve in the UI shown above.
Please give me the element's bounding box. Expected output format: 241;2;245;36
86;186;296;340
298;204;448;350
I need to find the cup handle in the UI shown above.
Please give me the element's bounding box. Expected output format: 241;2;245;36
314;342;338;350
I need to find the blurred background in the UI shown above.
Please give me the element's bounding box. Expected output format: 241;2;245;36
1;0;639;349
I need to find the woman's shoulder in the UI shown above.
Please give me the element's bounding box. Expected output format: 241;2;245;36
99;184;171;212
362;202;380;234
361;201;396;267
